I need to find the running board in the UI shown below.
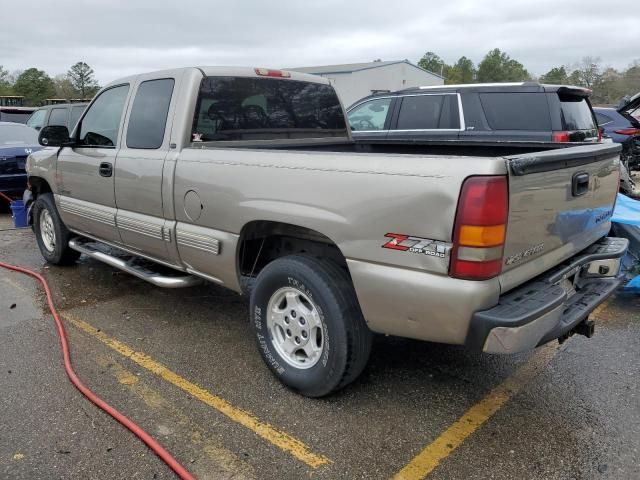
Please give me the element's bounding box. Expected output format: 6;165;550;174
68;238;202;288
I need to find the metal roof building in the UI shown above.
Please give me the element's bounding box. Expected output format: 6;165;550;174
288;60;444;107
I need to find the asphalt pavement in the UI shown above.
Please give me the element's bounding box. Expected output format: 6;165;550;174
1;215;638;479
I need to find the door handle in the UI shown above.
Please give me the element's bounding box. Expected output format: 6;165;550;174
572;172;589;197
99;162;113;178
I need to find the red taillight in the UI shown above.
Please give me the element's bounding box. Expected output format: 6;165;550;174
254;68;291;78
450;176;508;280
552;131;570;142
614;128;640;136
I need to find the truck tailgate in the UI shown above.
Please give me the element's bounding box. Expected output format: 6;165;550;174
500;143;621;292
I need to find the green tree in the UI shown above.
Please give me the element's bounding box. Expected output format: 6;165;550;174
418;51;446;76
0;65;12;95
445;56;475;84
476;48;530;83
539;66;568;84
67;61;99;99
13;68;55;106
53;74;79;100
568;57;602;89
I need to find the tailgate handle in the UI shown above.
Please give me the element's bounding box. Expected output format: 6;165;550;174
572;172;589;196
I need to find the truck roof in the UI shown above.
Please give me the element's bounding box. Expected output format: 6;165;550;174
103;66;330;90
396;82;591;95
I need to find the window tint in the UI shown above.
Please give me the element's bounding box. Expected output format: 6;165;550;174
348;98;392;131
126;79;175;149
595;112;612;125
479;93;551;131
26;109;47;129
396;95;460;130
79;85;129;147
192;77;347;142
69;105;86;130
49;108;68;127
559;95;596;130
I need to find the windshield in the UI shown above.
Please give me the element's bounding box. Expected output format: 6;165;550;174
559;95;596;130
0;124;39;145
192;77;347;142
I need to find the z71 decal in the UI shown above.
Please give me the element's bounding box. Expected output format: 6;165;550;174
382;233;452;258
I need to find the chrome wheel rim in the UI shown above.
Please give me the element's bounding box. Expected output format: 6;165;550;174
266;287;324;369
40;209;56;252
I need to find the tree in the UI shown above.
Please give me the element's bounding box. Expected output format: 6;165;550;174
67;61;99;99
445;56;475;84
568;57;602;89
13;68;55;106
539;66;568;84
53;74;79;100
0;65;12;95
418;52;446;76
476;48;530;83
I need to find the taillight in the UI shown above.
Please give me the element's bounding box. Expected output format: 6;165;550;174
614;128;640;136
450;176;508;280
254;68;291;78
552;131;570;142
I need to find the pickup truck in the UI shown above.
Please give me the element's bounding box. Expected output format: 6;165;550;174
26;66;628;397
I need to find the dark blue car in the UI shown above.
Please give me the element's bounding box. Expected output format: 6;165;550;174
593;93;640;168
0;122;44;199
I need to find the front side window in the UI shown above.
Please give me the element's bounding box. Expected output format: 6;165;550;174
79;85;130;147
396;95;460;130
126;79;175;149
26;109;47;130
49;108;68;127
348;98;392;131
192;77;347;142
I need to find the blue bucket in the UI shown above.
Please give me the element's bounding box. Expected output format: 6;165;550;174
10;200;29;228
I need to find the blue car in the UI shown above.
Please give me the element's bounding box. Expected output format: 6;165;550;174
0;122;44;199
593;93;640;168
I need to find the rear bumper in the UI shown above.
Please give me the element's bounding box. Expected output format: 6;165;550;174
466;237;628;353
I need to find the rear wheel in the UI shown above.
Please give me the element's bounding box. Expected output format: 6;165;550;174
250;255;372;397
33;193;80;265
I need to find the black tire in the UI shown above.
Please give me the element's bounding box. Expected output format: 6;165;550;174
33;193;80;265
250;255;372;397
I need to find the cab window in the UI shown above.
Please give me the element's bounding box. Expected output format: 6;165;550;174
348;98;392;131
49;108;69;127
78;85;130;147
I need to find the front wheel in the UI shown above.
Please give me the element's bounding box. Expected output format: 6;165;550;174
250;255;372;397
33;193;80;265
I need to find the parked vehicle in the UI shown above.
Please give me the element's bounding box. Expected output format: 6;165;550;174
594;98;640;169
25;67;626;397
0;106;36;124
347;82;600;146
26;103;88;132
0;122;43;198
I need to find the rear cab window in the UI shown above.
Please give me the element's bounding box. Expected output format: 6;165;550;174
126;78;175;149
191;76;347;142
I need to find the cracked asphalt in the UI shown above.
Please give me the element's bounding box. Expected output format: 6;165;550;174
1;214;638;479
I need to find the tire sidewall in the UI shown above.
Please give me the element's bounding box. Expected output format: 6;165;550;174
251;260;349;396
33;194;67;264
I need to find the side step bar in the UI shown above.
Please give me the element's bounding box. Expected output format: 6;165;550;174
68;238;202;288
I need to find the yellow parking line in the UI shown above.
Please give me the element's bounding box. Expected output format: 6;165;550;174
393;343;559;480
62;312;331;469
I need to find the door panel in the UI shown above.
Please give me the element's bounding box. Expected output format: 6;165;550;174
114;75;179;264
56;83;131;243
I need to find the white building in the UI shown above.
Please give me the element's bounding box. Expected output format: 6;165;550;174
289;60;444;107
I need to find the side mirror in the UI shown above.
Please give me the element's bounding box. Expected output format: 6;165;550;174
38;125;71;147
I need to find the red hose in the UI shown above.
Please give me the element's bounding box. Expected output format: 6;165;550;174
0;260;195;480
0;191;13;204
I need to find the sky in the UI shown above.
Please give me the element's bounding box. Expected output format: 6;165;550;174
1;0;638;85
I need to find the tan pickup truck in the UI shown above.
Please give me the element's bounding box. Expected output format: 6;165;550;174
25;66;627;396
